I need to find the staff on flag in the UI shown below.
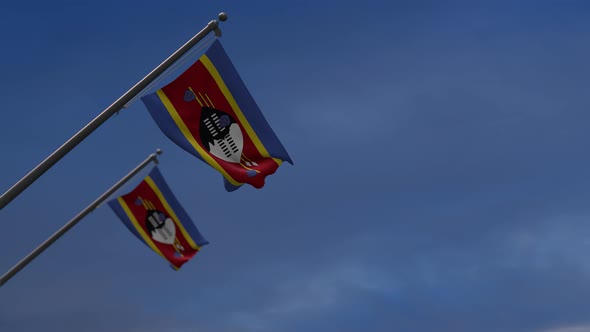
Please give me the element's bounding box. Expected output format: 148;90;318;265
0;12;228;211
0;150;162;286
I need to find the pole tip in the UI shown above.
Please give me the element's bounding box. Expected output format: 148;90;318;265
156;149;163;155
218;12;228;22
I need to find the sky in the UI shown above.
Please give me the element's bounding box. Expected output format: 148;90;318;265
1;1;590;331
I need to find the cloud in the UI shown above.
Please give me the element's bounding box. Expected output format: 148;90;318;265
543;327;590;332
222;260;398;331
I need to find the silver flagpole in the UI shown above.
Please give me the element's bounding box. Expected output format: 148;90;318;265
0;149;162;287
0;12;228;210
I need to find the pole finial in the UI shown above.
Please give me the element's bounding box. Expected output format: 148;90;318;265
218;12;228;22
151;149;163;164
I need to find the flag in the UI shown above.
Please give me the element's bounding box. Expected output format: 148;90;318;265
141;40;293;191
108;167;208;270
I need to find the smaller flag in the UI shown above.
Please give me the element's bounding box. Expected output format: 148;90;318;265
108;167;208;270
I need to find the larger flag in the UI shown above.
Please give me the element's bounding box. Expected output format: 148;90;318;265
108;167;208;270
141;40;293;191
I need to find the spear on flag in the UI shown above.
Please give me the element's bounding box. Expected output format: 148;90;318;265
0;12;228;211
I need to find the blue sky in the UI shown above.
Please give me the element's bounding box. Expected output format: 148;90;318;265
1;1;590;331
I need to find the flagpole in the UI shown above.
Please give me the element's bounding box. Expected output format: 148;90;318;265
0;149;162;287
0;12;228;211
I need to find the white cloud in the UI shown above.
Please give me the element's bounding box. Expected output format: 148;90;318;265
501;213;590;271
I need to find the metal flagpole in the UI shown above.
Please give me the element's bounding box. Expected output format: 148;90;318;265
0;12;228;211
0;149;162;287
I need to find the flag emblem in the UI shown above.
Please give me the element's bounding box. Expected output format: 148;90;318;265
108;167;208;269
136;196;186;254
141;40;292;191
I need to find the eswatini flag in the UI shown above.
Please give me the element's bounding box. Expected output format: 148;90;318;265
108;167;208;270
141;40;292;191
